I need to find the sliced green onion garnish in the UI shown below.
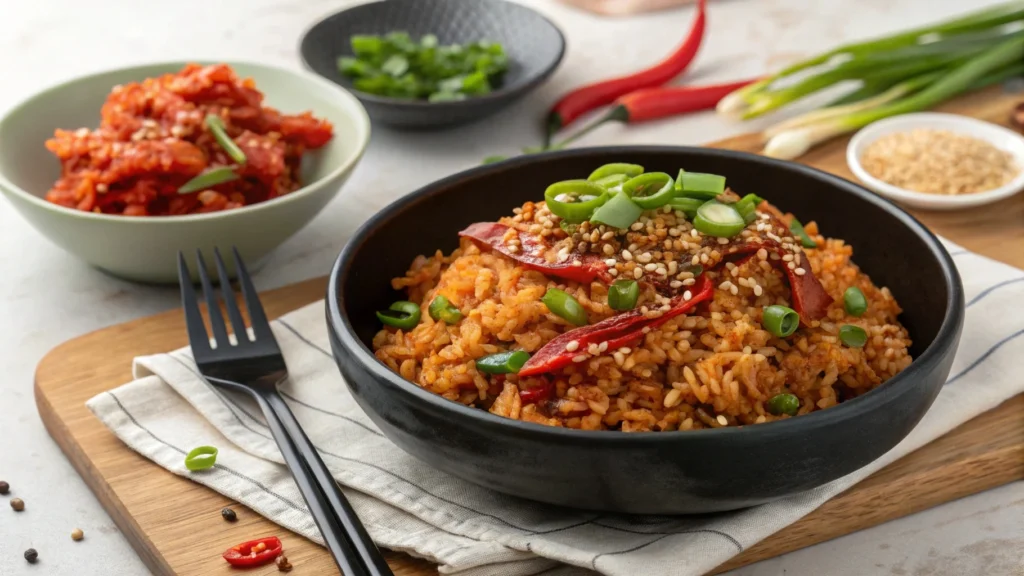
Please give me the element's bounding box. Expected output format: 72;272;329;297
476;350;531;374
734;193;765;224
608;279;640;311
205;114;247;165
593;173;630;189
587;163;644;182
542;288;588;326
376;301;422;330
839;324;868;347
763;305;799;338
178;167;239;194
544;180;610;223
694;201;746;238
843;287;867;317
676;170;726;199
668;197;704;219
790;218;818;248
621;172;676;209
590;192;643;230
428;295;462;324
185;446;218;471
766;393;800;416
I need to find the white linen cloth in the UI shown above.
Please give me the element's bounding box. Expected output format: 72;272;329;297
87;239;1024;576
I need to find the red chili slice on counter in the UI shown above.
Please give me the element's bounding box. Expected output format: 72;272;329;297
518;275;713;377
459;222;612;284
223;536;283;567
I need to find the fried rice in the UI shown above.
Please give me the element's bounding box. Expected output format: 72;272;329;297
372;195;912;432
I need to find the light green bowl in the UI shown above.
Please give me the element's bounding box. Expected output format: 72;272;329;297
0;61;371;283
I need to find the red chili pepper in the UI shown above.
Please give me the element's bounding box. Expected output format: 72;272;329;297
222;536;283;567
722;240;833;322
545;0;707;143
459;222;612;284
519;380;554;404
518;275;713;377
550;78;759;150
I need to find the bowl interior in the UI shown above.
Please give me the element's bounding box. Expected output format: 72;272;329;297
340;148;951;369
300;0;565;104
0;61;370;201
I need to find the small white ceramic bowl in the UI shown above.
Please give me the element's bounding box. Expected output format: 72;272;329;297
847;112;1024;211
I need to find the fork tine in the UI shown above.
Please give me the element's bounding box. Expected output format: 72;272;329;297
178;252;212;353
232;247;276;343
213;248;250;343
196;250;230;348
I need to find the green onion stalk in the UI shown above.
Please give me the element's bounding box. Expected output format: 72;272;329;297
763;34;1024;160
716;1;1024;118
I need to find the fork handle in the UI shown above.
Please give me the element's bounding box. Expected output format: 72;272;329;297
258;389;395;576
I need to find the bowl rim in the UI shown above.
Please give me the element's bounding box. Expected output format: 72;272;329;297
297;0;567;109
846;112;1024;210
0;59;372;224
328;146;964;444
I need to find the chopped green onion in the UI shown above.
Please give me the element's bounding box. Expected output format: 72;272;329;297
608;279;640;311
205;114;247;165
544;180;610;223
766;393;800;416
734;193;765;224
185;446;218;471
178;167;239;194
790;218;818;248
839;324;868;347
428;295;462;324
476;350;530;374
593;173;630;189
763;305;800;338
542;288;588;326
676;171;726;199
844;287;867;317
590;191;643;230
587;163;644;182
694;201;746;238
668;197;704;218
621;172;676;209
376;301;421;330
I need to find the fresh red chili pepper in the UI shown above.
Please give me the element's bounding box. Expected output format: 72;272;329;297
459;222;612;284
545;0;707;143
550;78;759;150
223;536;283;567
519;380;554;404
518;275;713;377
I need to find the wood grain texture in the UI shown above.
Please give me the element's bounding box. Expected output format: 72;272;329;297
35;86;1024;576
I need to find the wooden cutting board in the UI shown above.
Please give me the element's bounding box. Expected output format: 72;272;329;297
35;86;1024;576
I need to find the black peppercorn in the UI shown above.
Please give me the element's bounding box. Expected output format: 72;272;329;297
24;548;38;564
221;508;237;522
0;481;9;495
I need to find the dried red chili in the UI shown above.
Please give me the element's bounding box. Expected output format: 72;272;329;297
459;222;611;284
519;381;554;404
518;275;713;377
222;536;283;568
722;240;833;321
545;0;707;142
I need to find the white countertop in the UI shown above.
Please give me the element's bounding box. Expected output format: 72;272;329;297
1;0;1021;574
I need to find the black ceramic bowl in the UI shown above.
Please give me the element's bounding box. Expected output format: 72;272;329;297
300;0;565;129
327;147;964;514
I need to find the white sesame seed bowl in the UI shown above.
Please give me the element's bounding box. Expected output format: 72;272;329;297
846;112;1024;211
0;61;371;283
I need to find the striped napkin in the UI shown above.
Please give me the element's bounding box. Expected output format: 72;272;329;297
87;239;1024;576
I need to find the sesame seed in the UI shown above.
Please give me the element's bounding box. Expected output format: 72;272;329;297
630;222;644;231
622;250;633;261
757;248;768;260
588;343;600;355
608;268;619;277
644;263;658;272
717;415;728;426
95;183;108;193
782;254;794;262
572;354;589;363
633;267;643;279
730;285;739;295
508;245;519;253
717;237;730;245
613;352;626;365
604;258;617;266
691;254;700;266
670;280;683;288
719;281;732;290
683;290;692;301
682;278;696;286
668;261;678;274
598;341;608;352
754;285;763;296
572;260;583;267
603;244;614;255
795;267;807;276
601;231;615;240
637;252;652;264
691;229;699;238
619;347;631;354
641;327;651;334
787;261;796;270
565;340;580;352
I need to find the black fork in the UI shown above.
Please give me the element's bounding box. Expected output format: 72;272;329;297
178;248;393;576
